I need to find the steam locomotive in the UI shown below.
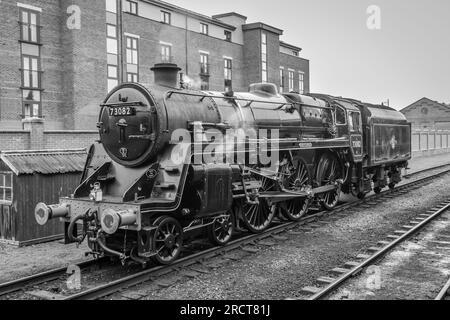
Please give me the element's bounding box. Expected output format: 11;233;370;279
35;63;411;265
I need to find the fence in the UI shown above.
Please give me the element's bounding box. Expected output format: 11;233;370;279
412;130;450;157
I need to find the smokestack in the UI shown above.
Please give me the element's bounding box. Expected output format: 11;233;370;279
151;63;181;88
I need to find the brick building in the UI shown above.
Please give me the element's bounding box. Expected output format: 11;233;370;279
0;0;310;150
401;97;450;130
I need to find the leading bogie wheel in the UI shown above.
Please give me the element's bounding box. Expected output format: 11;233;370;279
152;216;183;265
208;210;235;246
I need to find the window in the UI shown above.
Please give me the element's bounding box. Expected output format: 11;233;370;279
105;0;117;13
20;9;42;118
126;37;138;65
224;58;232;92
261;32;267;82
298;72;305;94
335;107;346;125
0;172;13;203
279;68;285;93
161;11;171;24
224;30;232;42
22;90;40;118
293;51;299;56
106;2;119;93
200;76;209;91
125;36;139;84
22;56;40;89
288;70;294;92
200;23;209;35
349;112;361;132
106;24;117;38
125;0;138;14
200;53;209;75
20;9;40;43
161;44;172;62
127;73;138;82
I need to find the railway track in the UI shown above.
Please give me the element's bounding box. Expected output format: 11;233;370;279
1;164;450;300
435;277;450;300
0;258;108;298
296;199;450;300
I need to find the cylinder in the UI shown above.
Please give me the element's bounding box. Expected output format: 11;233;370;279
101;208;137;235
35;203;70;226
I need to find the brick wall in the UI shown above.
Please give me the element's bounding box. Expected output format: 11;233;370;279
279;54;310;93
401;98;450;130
122;13;246;92
0;0;23;129
0;130;97;151
61;0;107;130
242;28;261;86
44;131;99;150
0;131;31;150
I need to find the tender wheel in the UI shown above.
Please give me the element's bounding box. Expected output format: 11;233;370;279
316;153;342;211
152;216;183;265
279;158;311;221
240;173;276;233
208;210;235;246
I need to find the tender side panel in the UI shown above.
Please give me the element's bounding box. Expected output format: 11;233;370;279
371;124;412;165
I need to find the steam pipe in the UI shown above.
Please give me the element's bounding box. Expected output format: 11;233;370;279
67;210;88;244
96;230;127;260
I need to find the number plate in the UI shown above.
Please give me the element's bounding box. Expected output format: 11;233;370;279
108;106;136;117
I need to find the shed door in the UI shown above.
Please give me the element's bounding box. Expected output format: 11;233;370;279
0;172;13;240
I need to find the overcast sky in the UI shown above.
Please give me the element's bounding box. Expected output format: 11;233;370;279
169;0;450;110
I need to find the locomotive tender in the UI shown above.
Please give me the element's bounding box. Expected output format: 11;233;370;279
35;64;411;265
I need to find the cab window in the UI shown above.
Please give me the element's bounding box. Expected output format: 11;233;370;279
335;107;346;124
349;112;361;132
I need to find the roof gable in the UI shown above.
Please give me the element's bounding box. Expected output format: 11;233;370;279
400;97;450;114
0;149;87;175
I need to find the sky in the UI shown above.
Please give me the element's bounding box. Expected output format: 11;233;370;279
168;0;450;110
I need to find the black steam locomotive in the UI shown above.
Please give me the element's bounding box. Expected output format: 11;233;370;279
35;64;411;265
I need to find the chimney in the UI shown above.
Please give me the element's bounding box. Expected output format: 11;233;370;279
151;63;181;88
22;117;45;150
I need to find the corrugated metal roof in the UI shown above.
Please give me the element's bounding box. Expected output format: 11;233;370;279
0;149;87;175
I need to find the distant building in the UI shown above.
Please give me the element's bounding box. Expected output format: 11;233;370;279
0;0;310;145
400;97;450;130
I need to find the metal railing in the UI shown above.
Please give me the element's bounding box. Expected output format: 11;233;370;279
412;130;450;152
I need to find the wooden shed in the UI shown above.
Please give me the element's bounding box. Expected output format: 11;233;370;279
0;149;87;246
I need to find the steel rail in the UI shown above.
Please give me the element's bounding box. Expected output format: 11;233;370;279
64;167;450;300
308;201;450;300
0;258;107;297
403;163;450;179
435;277;450;300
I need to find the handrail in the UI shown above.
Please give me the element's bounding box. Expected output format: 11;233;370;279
165;90;293;110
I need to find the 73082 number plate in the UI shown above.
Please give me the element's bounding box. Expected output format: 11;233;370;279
109;106;136;116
